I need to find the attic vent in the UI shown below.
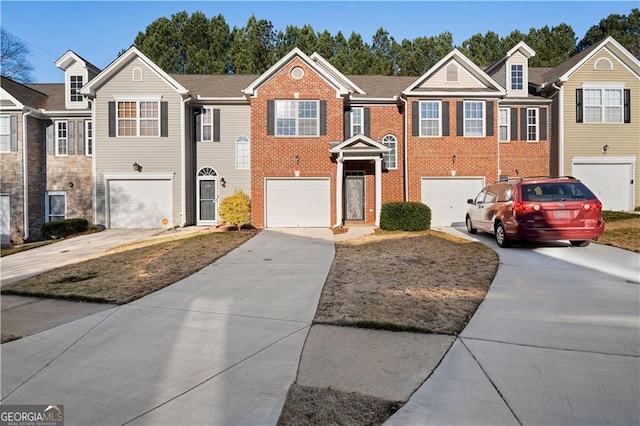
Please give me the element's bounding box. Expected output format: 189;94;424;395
446;63;458;82
594;58;613;71
291;66;304;80
133;67;143;81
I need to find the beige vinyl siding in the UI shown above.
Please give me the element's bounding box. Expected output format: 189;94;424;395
506;52;528;98
93;57;185;226
196;104;251;202
65;61;91;110
562;49;640;208
418;60;486;89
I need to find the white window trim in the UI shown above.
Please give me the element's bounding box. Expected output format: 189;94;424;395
498;107;510;142
45;191;67;223
351;107;364;137
510;64;524;91
419;100;442;138
581;84;625;124
201;107;214;142
527;108;539;142
70;75;83;103
0;115;10;153
236;135;250;170
463;101;485;137
85;120;93;156
382;134;398;170
116;100;160;137
275;99;320;137
55;120;68;157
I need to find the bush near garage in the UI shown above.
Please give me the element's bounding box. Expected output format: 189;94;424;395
218;190;251;227
41;218;89;240
380;202;431;231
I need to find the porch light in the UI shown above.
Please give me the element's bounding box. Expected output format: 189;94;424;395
451;154;457;164
220;177;226;188
132;162;142;172
602;144;609;154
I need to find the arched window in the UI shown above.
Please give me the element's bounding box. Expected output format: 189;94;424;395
382;134;397;169
236;136;250;169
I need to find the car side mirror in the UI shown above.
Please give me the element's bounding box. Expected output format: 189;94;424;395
467;199;474;204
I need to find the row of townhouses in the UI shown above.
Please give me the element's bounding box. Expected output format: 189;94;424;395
1;36;638;244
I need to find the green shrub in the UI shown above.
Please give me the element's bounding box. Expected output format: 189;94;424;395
379;202;431;231
218;190;251;227
41;218;89;240
602;210;640;222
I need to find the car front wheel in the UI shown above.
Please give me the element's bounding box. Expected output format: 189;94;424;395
570;240;590;247
466;215;477;234
495;222;510;248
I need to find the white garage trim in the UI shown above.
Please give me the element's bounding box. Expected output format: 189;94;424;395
421;177;485;227
265;178;331;228
105;173;174;228
572;156;635;211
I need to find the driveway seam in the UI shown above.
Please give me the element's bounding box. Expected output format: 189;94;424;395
121;323;311;425
459;338;524;426
0;305;123;402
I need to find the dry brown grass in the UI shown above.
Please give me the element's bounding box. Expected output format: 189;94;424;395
1;230;257;304
597;218;640;253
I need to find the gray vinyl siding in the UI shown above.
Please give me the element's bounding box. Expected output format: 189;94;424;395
93;57;185;226
195;104;251;202
492;64;507;90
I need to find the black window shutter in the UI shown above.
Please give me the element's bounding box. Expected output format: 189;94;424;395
456;101;464;136
511;108;518;140
108;102;116;137
412;101;419;136
520;108;527;140
46;121;54;155
344;109;350;139
213;109;221;142
442;101;449;136
160;101;168;137
364;107;370;137
10;115;18;151
486;101;494;136
540;108;547;140
267;100;274;135
624;89;631;123
320;101;327;135
576;89;583;123
77;121;84;155
194;109;202;142
68;121;75;154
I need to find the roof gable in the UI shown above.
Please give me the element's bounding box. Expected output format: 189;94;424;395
0;76;49;110
55;50;101;74
330;134;391;154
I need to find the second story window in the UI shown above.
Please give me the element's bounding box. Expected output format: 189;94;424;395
85;121;93;155
498;108;510;142
351;107;363;136
276;100;319;136
420;101;441;137
202;108;214;141
70;75;83;102
117;101;159;136
584;88;623;123
510;65;523;91
56;121;68;156
527;108;538;142
464;101;484;137
0;115;9;152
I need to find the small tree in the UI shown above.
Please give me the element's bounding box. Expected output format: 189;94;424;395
218;190;251;227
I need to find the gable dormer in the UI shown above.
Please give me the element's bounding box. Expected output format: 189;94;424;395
55;51;100;110
486;41;535;98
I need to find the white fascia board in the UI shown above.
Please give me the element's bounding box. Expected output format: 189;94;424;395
194;95;250;104
507;41;536;59
103;172;175;180
0;88;24;109
403;90;505;97
310;52;366;94
349;96;399;104
40;110;92;118
55;50;101;74
330;134;391;153
559;37;640;82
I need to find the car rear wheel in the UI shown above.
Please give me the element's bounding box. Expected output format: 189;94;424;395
570;240;590;247
466;215;477;234
495;222;510;248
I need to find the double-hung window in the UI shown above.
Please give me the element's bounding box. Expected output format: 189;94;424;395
236;135;250;169
202;108;214;141
0;115;10;152
70;75;83;102
276;100;319;136
510;65;523;91
351;107;363;136
464;101;484;137
419;101;441;137
117;101;159;136
46;191;66;222
584;87;623;123
382;134;397;169
85;120;93;155
527;108;538;141
498;108;510;142
55;121;68;156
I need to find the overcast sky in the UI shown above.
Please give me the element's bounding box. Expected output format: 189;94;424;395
1;0;636;83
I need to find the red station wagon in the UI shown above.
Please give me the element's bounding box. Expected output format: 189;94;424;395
466;176;605;248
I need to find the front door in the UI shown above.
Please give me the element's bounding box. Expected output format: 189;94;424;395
345;175;365;221
198;178;217;224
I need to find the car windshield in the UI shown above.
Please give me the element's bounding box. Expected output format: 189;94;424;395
522;182;597;202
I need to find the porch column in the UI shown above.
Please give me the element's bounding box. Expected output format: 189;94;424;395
375;156;382;227
335;153;344;227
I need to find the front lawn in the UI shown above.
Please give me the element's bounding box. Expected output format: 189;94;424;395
599;211;640;253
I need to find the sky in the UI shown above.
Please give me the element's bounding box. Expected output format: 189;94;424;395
1;0;637;83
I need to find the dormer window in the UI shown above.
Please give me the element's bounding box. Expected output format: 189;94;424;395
70;75;83;102
510;65;523;91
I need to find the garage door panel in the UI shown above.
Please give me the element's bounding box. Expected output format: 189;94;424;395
109;180;172;228
421;178;484;227
573;162;632;211
266;179;330;228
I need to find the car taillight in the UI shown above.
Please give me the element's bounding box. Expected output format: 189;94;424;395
583;201;602;211
514;202;540;213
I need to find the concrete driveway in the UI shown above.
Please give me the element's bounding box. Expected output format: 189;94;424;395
387;230;640;425
1;228;334;425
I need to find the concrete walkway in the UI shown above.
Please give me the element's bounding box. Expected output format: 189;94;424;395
1;228;335;425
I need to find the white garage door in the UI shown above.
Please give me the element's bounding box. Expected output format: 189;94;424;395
421;177;485;226
265;178;330;227
1;194;9;245
108;179;172;228
572;160;633;211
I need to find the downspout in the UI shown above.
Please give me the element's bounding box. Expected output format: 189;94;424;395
180;96;191;227
552;83;564;176
22;110;32;241
401;96;409;201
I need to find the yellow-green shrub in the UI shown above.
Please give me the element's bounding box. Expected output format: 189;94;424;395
218;190;251;227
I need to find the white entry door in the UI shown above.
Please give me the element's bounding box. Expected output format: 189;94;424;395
421;177;485;226
265;178;330;227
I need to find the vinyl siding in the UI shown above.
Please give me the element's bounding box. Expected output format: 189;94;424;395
562;49;640;208
93;57;185;226
505;52;528;98
65;61;90;110
418;60;486;89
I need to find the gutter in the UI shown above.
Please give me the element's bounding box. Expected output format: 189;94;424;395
22;110;32;241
